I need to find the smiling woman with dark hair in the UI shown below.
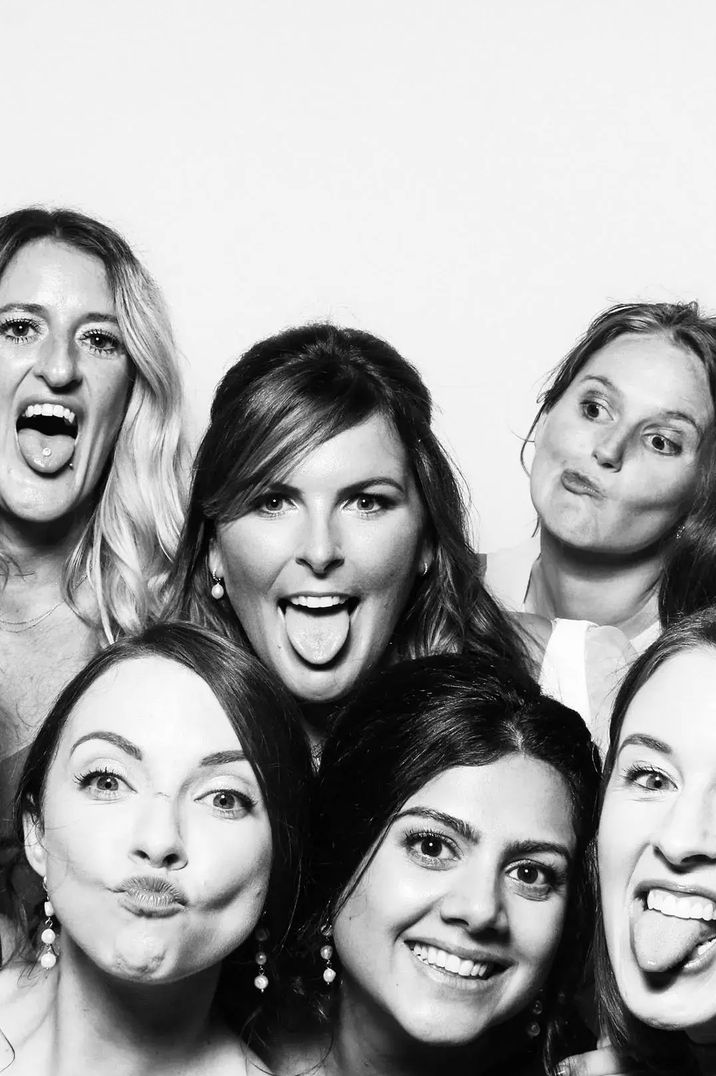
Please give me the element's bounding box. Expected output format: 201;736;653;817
0;621;312;1075
268;653;600;1076
0;207;187;824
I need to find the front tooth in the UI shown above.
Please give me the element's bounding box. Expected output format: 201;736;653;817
41;403;53;416
51;404;64;418
445;954;461;974
458;959;474;977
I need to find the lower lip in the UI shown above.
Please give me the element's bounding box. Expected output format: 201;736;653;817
407;944;503;992
118;891;184;918
561;471;600;497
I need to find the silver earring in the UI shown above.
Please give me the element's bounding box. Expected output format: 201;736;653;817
40;877;58;970
210;572;225;601
253;923;269;992
525;994;543;1038
420;561;429;577
320;923;336;985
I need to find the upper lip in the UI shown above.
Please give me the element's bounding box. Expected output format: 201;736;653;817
118;874;187;904
561;469;604;497
408;938;511;967
634;879;716;904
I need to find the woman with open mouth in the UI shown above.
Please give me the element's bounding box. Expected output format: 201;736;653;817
167;322;535;748
265;653;600;1076
0;621;311;1075
0;208;187;823
483;302;716;749
588;608;716;1075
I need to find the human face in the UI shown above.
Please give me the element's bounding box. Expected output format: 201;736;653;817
0;238;131;528
599;648;716;1042
211;414;430;703
24;655;272;984
530;334;712;555
333;758;575;1048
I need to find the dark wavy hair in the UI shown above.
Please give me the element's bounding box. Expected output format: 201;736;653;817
595;609;716;1074
299;653;601;1075
5;621;313;1036
524;301;716;619
166;323;530;682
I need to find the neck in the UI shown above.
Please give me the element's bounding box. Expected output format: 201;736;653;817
689;1035;716;1075
530;529;662;637
48;941;223;1075
0;511;88;613
328;982;510;1076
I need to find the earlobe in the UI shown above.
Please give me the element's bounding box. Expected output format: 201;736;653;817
23;809;47;879
208;538;224;581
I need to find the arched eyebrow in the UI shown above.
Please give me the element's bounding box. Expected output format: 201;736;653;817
0;302;119;325
71;731;141;758
395;806;572;863
199;750;247;767
580;374;704;436
617;733;672;756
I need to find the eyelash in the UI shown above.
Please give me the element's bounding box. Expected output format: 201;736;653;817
0;316;40;343
622;762;673;791
0;318;122;356
254;491;393;516
74;766;128;800
79;329;123;356
581;396;683;457
404;828;458;865
199;788;257;819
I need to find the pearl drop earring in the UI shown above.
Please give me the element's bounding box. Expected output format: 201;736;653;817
210;572;225;600
40;877;58;970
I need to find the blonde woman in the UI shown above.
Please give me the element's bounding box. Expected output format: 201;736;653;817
0;207;187;819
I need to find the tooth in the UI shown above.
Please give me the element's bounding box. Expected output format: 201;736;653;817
445;954;461;974
458;959;474;977
41;403;53;416
51;404;63;418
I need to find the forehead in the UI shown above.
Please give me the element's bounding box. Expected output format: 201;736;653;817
574;333;713;427
618;647;716;760
59;655;242;762
0;238;113;309
283;412;412;486
400;758;576;848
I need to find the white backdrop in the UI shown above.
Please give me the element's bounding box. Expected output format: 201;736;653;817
3;0;716;550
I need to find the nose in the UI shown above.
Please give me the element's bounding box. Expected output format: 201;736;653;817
592;427;627;471
33;335;81;390
131;794;188;871
439;862;509;935
295;508;344;575
654;787;716;868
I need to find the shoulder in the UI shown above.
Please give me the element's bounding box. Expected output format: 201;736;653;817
512;611;552;671
265;1025;330;1076
483;537;540;612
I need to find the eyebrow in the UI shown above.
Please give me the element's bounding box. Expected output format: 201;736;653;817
71;731;142;758
396;807;572;863
271;476;407;497
579;375;703;435
618;733;673;756
0;302;119;325
199;750;247;767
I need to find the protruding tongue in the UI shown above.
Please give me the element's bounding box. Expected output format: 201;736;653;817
17;428;75;474
284;605;350;665
633;908;714;973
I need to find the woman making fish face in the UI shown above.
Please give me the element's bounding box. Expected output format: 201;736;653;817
0;622;311;1075
597;609;716;1073
0;208;186;820
269;654;600;1076
170;323;531;736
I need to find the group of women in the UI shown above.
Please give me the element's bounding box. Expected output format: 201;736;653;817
0;206;714;1075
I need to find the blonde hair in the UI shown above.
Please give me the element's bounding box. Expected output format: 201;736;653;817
0;208;188;640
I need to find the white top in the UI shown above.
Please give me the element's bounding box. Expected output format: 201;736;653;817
484;538;660;752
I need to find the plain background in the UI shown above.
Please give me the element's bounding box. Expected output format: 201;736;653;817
3;0;716;550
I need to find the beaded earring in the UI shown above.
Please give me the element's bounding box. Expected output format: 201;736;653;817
525;994;543;1038
253;923;269;992
210;572;225;600
40;877;58;970
320;923;336;985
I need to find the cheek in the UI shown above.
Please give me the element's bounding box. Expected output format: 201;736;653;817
219;525;280;596
191;819;273;911
92;364;132;431
509;897;567;972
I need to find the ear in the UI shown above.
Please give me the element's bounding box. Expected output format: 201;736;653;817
208;537;224;581
23;807;47;879
532;410;548;448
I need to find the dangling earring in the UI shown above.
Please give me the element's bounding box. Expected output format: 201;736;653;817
40;877;58;970
525;994;543;1038
210;571;225;600
320;923;336;985
419;561;429;577
253;922;269;992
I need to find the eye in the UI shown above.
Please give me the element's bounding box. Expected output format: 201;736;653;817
580;397;608;421
197;788;255;819
80;328;122;356
625;764;675;792
255;492;290;515
507;861;559;898
348;492;390;515
404;828;458;867
646;432;681;456
0;317;40;344
75;767;130;801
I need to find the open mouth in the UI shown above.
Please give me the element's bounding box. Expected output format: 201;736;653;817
408;942;505;982
279;595;359;666
632;887;716;975
16;403;78;474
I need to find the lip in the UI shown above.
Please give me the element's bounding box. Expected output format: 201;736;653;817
406;938;511;968
634;879;716;905
16;394;84;429
560;469;604;498
117;875;187;917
